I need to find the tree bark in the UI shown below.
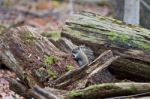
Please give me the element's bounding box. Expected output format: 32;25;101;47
61;12;150;81
67;82;150;99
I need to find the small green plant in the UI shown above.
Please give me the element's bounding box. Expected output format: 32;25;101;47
0;25;6;34
44;55;56;65
47;68;57;79
23;32;35;43
66;64;74;72
44;55;58;79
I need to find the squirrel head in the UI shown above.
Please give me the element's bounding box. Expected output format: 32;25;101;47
72;45;95;64
72;47;83;59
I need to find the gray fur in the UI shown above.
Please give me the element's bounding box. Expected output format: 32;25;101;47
72;45;95;67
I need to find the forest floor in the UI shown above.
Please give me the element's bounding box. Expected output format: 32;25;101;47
0;1;111;99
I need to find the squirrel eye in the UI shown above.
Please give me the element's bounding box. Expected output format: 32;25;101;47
72;53;77;58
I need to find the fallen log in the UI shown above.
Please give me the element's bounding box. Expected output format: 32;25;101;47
62;12;150;81
0;26;78;88
67;82;150;99
8;79;150;99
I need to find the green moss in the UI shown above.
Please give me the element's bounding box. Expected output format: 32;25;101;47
23;32;35;43
0;25;6;34
129;85;138;93
85;84;121;91
133;40;150;51
127;24;137;28
44;55;56;65
107;31;150;51
108;32;130;44
96;15;107;20
68;90;83;99
64;26;82;37
68;84;121;99
47;68;57;79
66;64;74;72
43;55;58;79
96;15;124;25
68;84;140;99
42;31;60;41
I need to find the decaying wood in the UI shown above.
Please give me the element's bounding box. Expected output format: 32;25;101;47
7;78;66;99
108;92;150;99
0;26;78;88
50;37;78;53
53;50;118;89
67;82;150;99
62;12;150;81
28;87;60;99
86;55;118;85
6;78;30;98
6;77;150;99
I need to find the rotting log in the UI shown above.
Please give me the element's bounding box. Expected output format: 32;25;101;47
12;81;150;99
61;12;150;81
0;26;78;88
67;82;150;99
6;78;150;99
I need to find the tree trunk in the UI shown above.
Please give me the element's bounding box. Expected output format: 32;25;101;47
111;0;124;20
124;0;140;25
61;12;150;81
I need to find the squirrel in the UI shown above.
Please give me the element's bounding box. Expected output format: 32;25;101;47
72;45;95;67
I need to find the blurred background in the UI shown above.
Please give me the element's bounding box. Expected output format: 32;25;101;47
0;0;150;30
0;0;113;32
0;0;150;31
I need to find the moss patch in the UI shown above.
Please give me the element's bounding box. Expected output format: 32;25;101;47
133;40;150;51
108;32;130;44
43;55;58;79
0;25;6;34
42;31;60;41
47;68;57;79
44;55;56;65
68;90;83;99
107;31;150;51
23;32;35;43
68;84;122;99
129;85;138;93
67;84;141;99
65;64;74;72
